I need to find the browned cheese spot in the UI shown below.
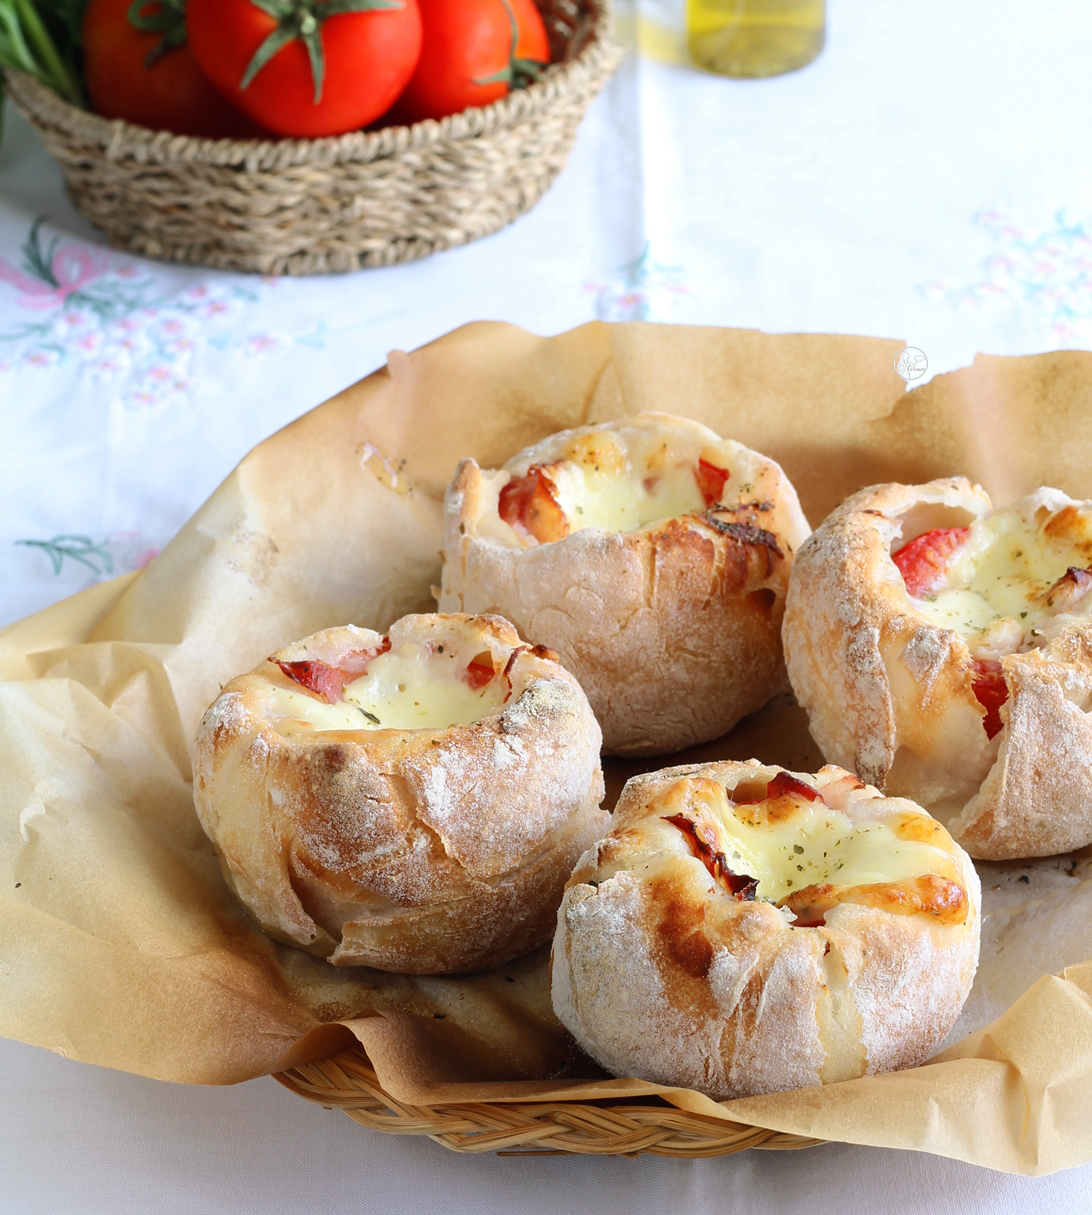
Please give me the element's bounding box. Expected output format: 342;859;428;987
781;873;968;927
733;794;808;826
1042;566;1092;612
1043;504;1084;543
890;812;948;844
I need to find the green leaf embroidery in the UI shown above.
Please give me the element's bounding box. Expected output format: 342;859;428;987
16;534;114;577
21;216;60;287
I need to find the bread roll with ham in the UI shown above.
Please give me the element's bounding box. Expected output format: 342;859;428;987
438;413;811;756
551;760;979;1100
784;478;1092;859
193;613;606;974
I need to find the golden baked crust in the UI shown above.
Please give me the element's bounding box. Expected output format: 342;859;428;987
193;613;607;974
438;413;811;756
551;761;980;1100
784;479;1092;859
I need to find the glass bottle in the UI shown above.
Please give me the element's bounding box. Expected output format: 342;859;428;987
687;0;825;78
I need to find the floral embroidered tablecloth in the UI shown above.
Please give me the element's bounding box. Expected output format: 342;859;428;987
6;0;1092;634
5;0;1092;1210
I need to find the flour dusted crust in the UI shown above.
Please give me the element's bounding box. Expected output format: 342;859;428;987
551;760;980;1101
783;478;1092;859
193;613;607;974
438;413;811;756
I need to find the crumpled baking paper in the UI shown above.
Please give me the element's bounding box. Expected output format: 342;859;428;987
3;321;1092;1175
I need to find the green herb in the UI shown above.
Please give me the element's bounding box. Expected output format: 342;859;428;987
358;708;381;725
0;0;87;108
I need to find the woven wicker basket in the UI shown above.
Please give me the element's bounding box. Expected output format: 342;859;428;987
276;1048;824;1158
4;0;619;275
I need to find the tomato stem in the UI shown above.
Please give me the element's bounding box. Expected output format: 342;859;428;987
473;0;545;90
127;0;188;69
242;0;404;105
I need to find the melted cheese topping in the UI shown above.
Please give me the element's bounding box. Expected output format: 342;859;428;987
269;645;509;735
708;801;956;903
541;430;727;535
549;460;708;534
913;509;1092;652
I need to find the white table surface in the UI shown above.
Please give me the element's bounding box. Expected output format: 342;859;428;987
4;0;1092;1208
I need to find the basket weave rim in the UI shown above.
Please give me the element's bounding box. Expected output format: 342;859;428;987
276;1048;826;1158
3;0;617;170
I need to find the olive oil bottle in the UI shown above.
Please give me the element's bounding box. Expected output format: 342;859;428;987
688;0;825;77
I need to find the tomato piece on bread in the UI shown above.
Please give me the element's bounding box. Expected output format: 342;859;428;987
892;527;970;597
694;457;730;507
498;466;569;543
275;639;392;703
970;659;1007;739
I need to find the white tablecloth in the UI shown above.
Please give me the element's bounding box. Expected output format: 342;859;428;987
4;0;1092;1207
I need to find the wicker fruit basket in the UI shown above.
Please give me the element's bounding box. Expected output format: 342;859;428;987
276;1050;824;1157
3;0;619;276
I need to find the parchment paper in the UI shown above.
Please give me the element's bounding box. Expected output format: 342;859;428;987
3;321;1092;1176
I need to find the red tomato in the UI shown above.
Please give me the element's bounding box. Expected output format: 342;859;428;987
731;771;821;805
891;527;970;598
661;814;758;900
970;658;1008;739
390;0;549;125
462;655;497;689
83;0;265;137
187;0;423;138
498;466;568;544
275;638;391;703
694;457;729;507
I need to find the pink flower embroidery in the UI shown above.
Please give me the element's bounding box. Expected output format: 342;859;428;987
0;244;109;311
